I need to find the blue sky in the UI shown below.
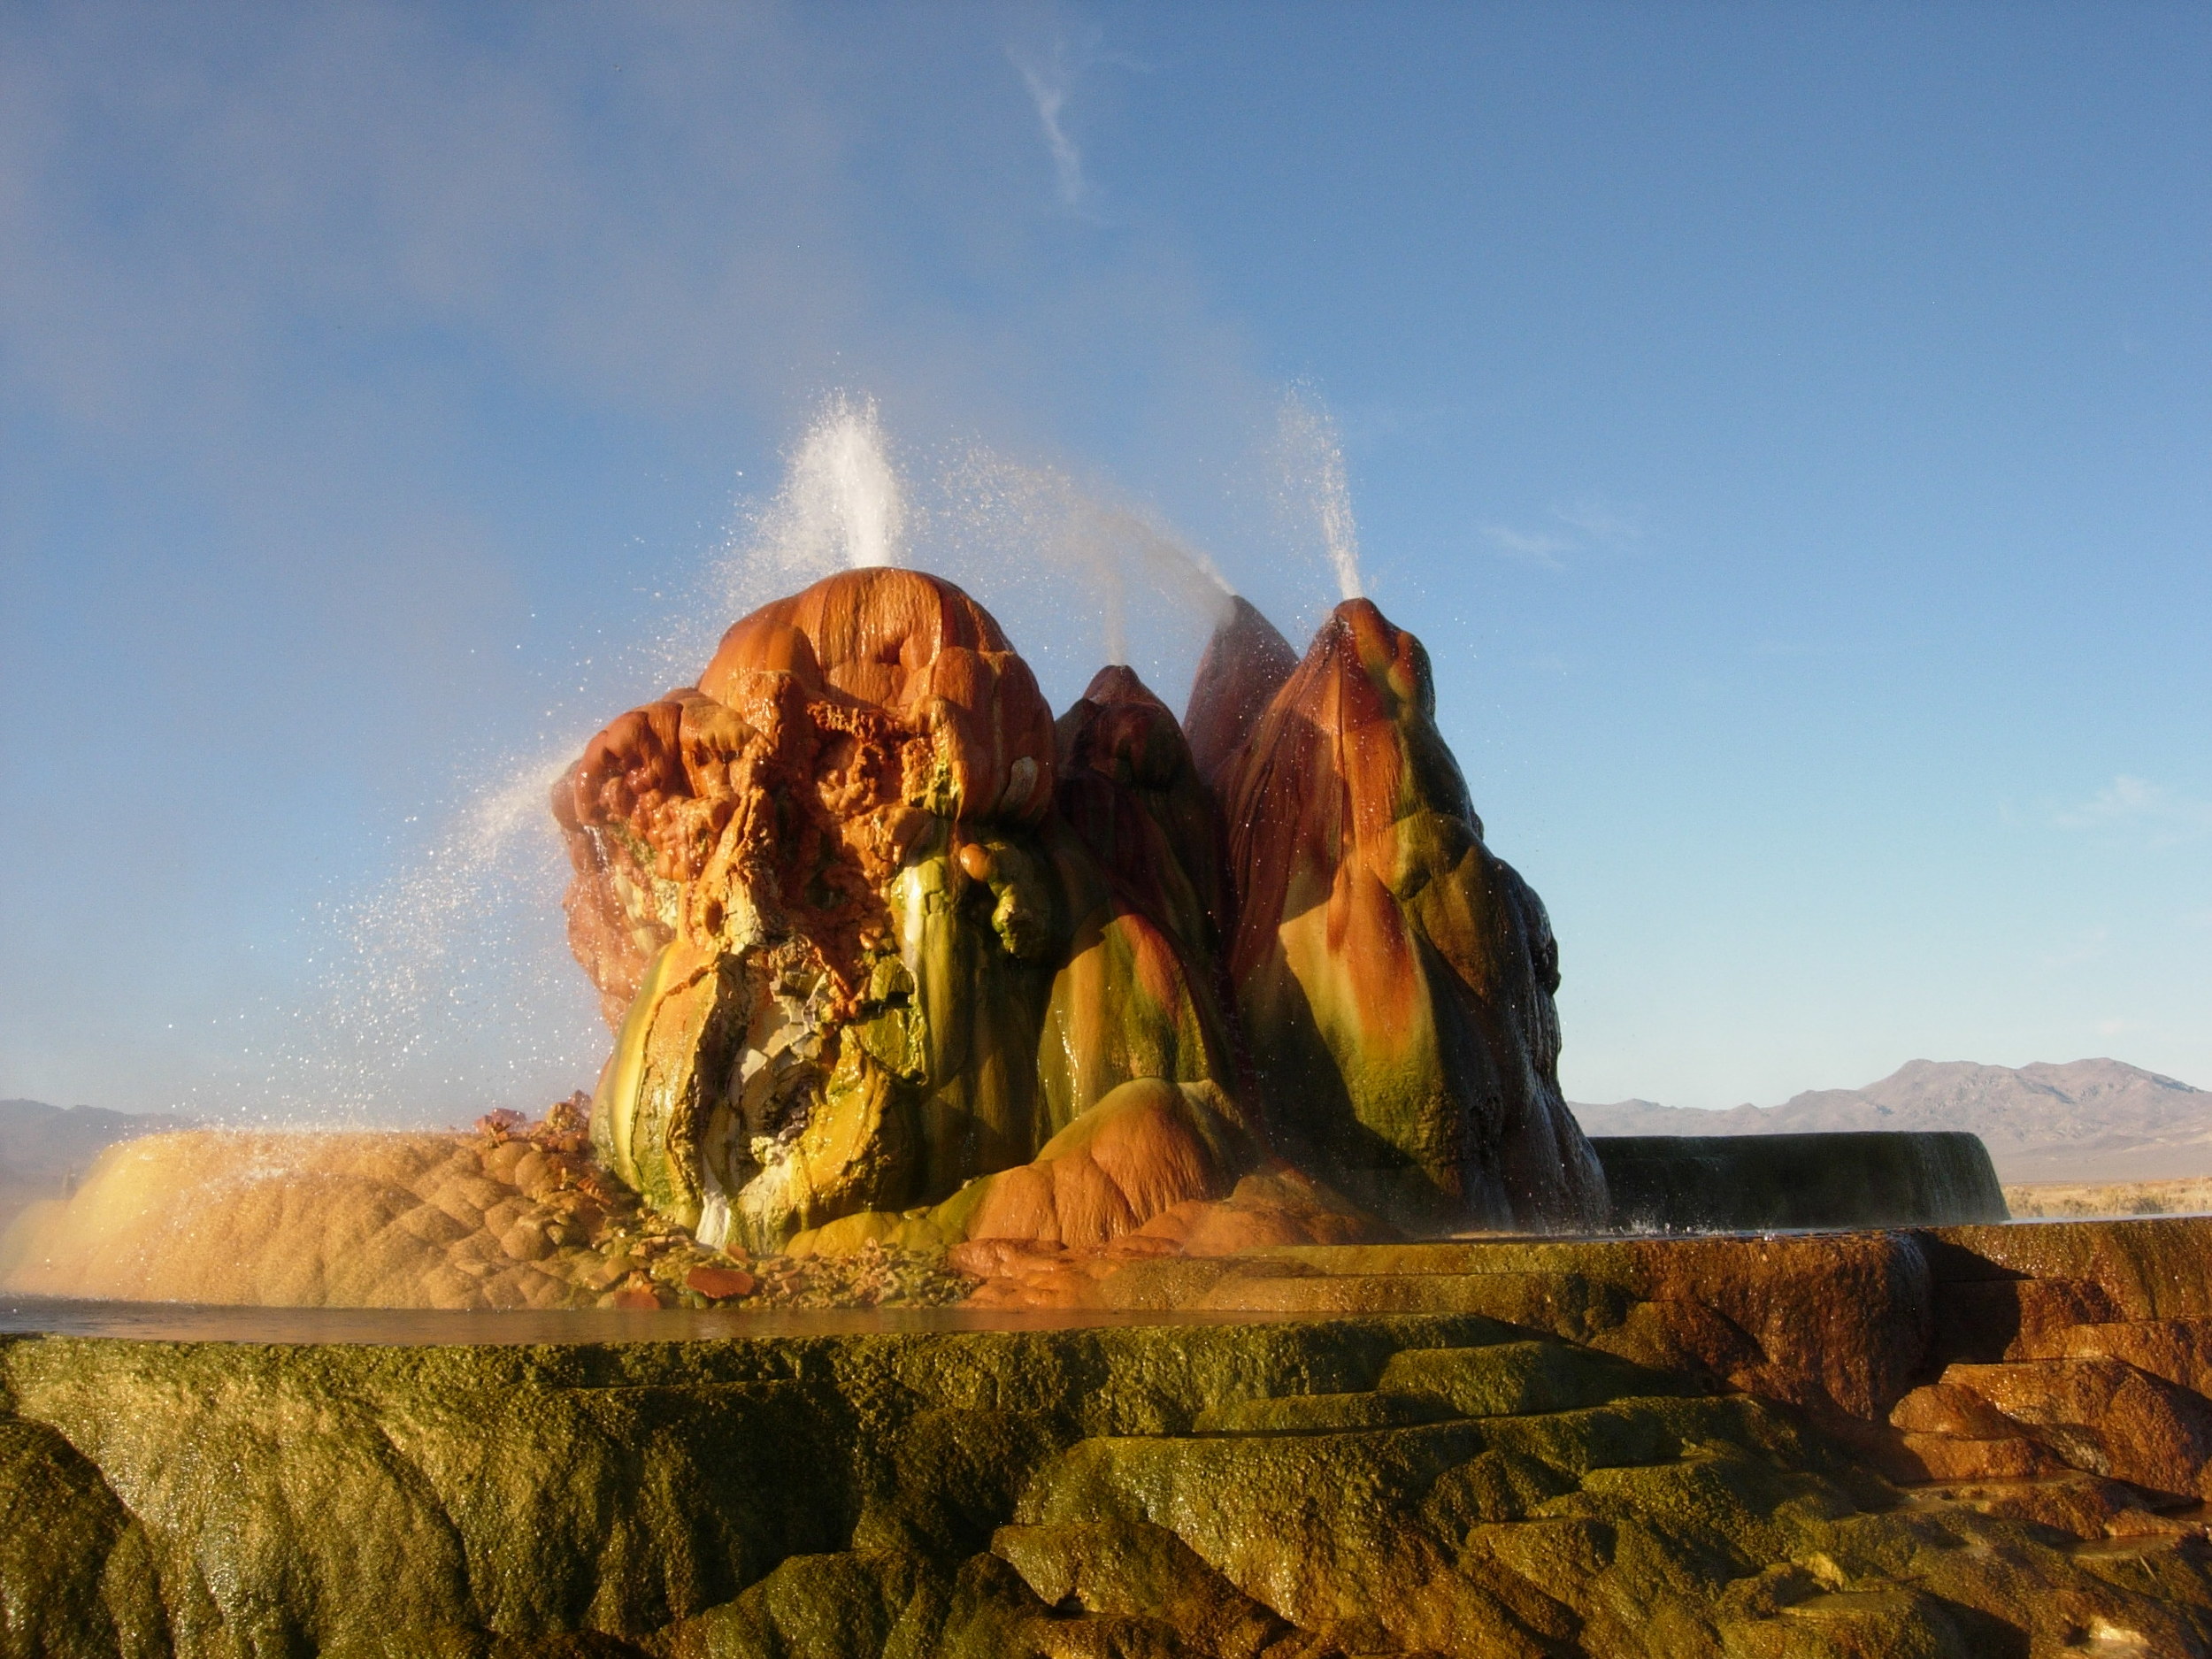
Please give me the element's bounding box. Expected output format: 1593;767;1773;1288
2;3;2206;1120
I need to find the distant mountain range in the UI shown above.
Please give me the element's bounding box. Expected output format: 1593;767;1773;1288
1572;1059;2212;1183
6;1061;2208;1229
0;1099;192;1233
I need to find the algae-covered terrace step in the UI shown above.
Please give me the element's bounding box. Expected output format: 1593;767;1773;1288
10;1304;2212;1656
1379;1340;1694;1419
987;1518;1314;1653
1193;1390;1448;1433
1194;1389;1469;1442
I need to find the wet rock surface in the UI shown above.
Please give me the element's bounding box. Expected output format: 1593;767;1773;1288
1593;1131;2007;1231
4;1296;2212;1658
9;1215;2212;1651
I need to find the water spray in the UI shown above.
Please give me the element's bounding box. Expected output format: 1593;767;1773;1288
940;448;1232;671
782;393;905;572
1278;388;1366;601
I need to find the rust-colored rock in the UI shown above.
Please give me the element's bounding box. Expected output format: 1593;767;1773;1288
2024;1317;2212;1395
949;1078;1240;1251
1208;599;1607;1233
684;1263;757;1300
1890;1379;2024;1440
555;570;1615;1254
1893;1431;2063;1482
554;567;1055;1031
1927;1472;2185;1541
555;570;1253;1254
1930;1357;2212;1501
1924;1273;2123;1368
948;1160;1394;1310
1925;1216;2212;1320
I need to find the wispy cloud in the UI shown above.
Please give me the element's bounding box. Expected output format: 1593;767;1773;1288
1479;525;1576;568
1552;502;1643;542
2054;775;2212;842
1011;48;1087;211
1481;497;1641;569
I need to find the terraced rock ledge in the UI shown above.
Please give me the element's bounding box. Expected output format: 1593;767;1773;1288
9;1216;2212;1657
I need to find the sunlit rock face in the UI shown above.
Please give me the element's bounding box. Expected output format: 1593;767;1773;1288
1208;598;1609;1233
554;570;1245;1252
557;570;1602;1252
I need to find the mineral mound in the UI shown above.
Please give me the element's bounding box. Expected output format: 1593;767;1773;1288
1211;599;1606;1232
554;568;1607;1253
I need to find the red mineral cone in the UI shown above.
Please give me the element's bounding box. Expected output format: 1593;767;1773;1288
1042;665;1242;1135
1056;664;1229;962
1218;597;1608;1233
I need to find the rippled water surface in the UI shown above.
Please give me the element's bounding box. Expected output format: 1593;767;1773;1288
0;1294;1294;1344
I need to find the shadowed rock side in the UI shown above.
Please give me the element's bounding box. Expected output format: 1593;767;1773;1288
553;569;1256;1256
1209;598;1609;1234
1041;667;1238;1132
1180;594;1299;791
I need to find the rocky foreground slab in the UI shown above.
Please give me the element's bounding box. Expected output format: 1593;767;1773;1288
11;1206;2212;1652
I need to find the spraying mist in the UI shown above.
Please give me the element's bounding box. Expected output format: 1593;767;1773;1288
779;394;906;572
229;391;1362;1128
939;449;1234;668
1277;388;1366;601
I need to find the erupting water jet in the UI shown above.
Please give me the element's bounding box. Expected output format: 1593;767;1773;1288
780;393;906;572
1278;387;1366;601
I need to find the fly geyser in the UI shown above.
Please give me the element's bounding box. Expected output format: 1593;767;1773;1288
32;554;2195;1659
553;565;1607;1254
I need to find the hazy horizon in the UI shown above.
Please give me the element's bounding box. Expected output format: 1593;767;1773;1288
14;1057;2212;1121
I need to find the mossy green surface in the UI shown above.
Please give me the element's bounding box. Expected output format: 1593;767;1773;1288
4;1316;2210;1657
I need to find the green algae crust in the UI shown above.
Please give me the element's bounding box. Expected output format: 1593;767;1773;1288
7;1312;2212;1658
